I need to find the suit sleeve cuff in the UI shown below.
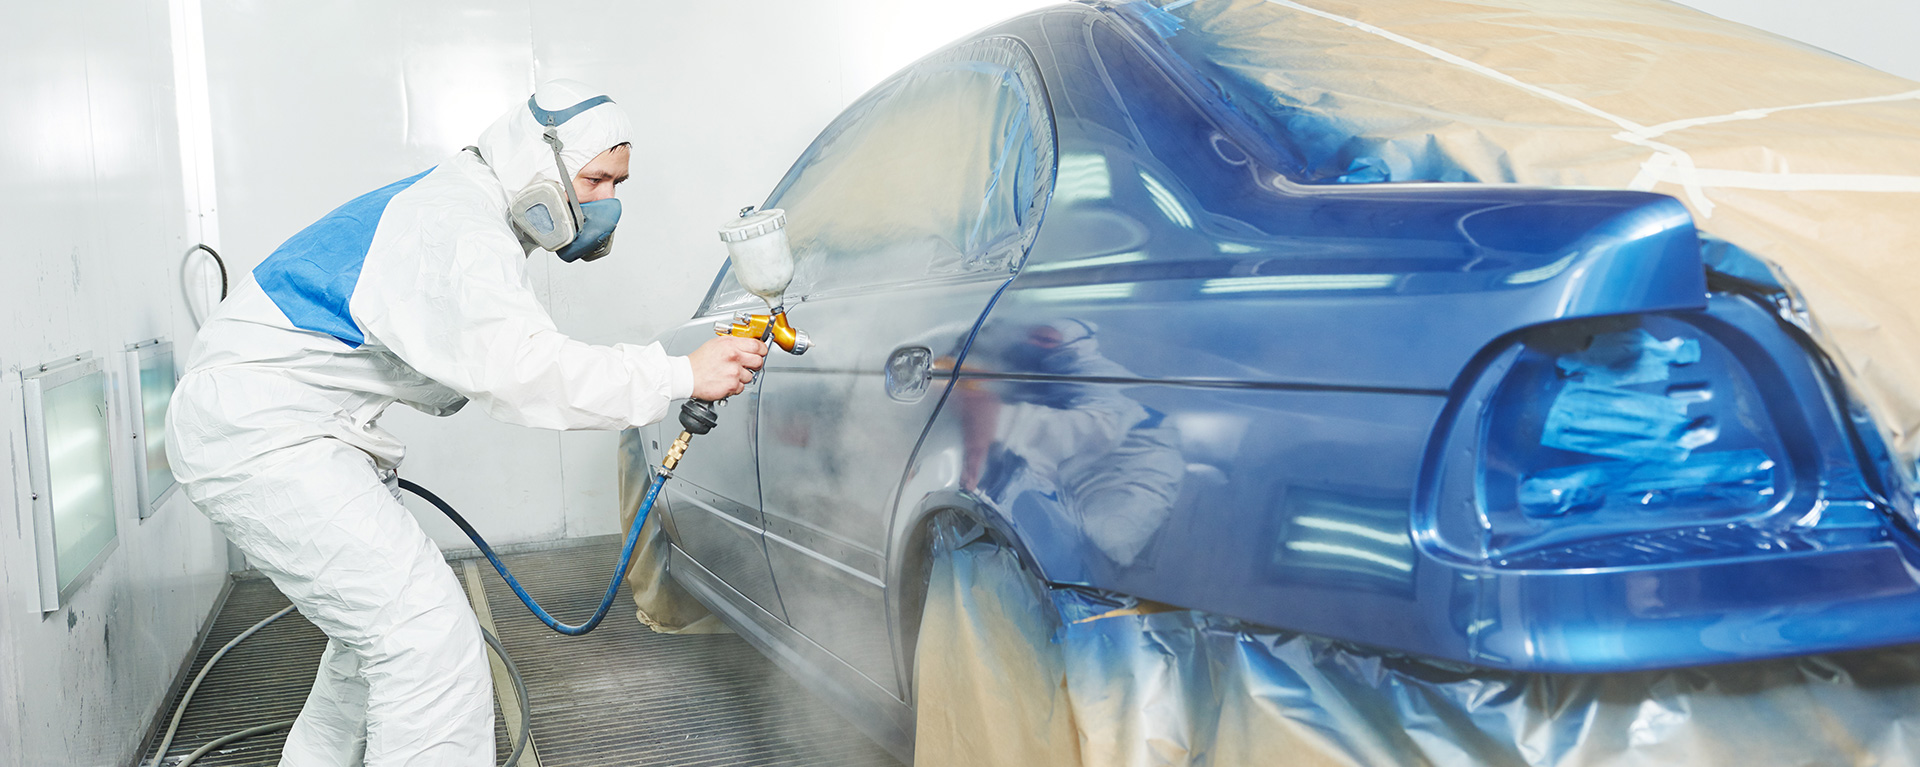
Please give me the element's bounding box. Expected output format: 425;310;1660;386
668;355;695;401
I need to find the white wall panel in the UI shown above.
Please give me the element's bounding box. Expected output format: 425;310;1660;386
1677;0;1920;82
0;0;232;764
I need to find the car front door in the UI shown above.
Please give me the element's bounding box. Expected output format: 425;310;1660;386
741;37;1055;698
649;319;784;622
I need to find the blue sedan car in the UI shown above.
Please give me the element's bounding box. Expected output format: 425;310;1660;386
632;0;1915;757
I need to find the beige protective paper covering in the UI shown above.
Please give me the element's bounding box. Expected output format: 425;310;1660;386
915;525;1082;766
617;428;729;635
916;520;1920;766
1161;0;1920;478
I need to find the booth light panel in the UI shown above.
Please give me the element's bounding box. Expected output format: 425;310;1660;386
128;341;179;517
24;355;119;611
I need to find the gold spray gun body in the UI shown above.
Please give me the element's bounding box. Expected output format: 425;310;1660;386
661;206;808;474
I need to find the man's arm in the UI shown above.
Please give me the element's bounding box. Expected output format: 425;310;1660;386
355;224;759;431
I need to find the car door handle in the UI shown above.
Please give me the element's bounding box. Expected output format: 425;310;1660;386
885;346;933;402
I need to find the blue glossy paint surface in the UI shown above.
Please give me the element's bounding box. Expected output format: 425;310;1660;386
926;5;1913;672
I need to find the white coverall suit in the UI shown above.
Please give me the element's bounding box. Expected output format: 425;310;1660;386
166;81;689;766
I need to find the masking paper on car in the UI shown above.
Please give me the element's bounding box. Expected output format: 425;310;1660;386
914;517;1920;766
617;428;729;634
1116;0;1920;490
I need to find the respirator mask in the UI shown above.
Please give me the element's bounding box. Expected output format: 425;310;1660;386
506;94;622;263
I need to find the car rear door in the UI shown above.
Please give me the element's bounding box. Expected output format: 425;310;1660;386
743;36;1055;698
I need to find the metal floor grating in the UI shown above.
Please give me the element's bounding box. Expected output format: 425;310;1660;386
140;539;901;766
138;576;324;766
473;539;902;767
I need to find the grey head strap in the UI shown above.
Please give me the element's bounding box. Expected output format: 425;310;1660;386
527;94;612;128
527;94;612;228
540;129;586;228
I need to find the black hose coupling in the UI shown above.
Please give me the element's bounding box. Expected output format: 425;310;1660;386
680;399;720;436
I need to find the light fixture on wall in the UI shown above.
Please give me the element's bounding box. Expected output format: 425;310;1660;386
22;355;120;612
125;339;181;520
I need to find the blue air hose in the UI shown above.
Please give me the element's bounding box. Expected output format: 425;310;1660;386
399;473;664;636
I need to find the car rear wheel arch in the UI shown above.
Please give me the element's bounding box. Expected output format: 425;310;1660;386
889;494;1059;709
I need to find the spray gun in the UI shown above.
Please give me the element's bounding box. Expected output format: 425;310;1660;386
662;207;809;472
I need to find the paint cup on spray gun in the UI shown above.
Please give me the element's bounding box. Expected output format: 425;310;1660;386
719;207;794;309
714;207;809;355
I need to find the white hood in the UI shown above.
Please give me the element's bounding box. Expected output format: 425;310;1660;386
475;78;633;195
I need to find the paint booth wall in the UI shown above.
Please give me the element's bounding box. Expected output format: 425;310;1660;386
1676;0;1920;81
0;3;232;765
194;0;1061;552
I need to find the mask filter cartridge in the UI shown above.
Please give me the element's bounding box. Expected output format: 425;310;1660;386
510;183;576;251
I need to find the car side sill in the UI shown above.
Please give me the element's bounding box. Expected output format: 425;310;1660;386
667;543;916;763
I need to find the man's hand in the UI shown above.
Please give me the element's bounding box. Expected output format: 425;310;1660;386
688;336;767;401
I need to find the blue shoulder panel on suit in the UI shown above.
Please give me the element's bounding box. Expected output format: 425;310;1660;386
254;169;432;348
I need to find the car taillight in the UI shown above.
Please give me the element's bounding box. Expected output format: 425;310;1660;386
1464;314;1796;566
1511;326;1778;517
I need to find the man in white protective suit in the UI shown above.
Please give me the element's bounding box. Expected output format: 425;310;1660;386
165;80;764;766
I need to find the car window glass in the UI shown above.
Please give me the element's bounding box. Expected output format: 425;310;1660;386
704;38;1053;312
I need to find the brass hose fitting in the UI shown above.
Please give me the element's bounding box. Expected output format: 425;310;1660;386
662;430;693;472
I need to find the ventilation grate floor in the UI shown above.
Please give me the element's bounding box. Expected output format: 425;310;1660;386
139;575;328;766
140;538;901;767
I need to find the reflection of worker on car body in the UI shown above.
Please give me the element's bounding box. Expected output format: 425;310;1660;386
165;80;764;765
959;319;1185;566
